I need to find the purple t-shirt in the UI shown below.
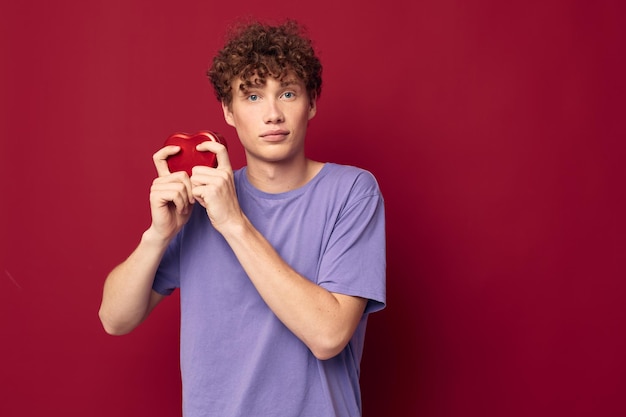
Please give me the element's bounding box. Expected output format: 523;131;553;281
153;163;386;417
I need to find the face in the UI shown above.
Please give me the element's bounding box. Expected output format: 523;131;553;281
222;73;317;166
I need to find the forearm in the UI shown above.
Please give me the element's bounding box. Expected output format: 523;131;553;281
98;228;169;335
220;217;366;360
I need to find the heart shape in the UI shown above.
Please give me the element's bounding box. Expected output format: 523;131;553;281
164;131;227;176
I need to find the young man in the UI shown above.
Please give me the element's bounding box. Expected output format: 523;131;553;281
99;20;386;417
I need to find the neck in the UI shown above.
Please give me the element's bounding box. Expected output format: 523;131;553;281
245;157;324;193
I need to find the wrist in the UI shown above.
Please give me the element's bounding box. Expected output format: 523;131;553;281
217;213;253;242
142;226;173;250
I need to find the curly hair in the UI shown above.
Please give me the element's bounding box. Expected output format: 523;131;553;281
207;20;322;107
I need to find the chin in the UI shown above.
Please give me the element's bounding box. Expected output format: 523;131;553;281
247;149;302;165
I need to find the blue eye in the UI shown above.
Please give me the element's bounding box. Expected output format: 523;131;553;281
248;94;259;102
283;92;294;99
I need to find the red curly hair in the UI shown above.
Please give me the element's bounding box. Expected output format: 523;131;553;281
207;20;323;107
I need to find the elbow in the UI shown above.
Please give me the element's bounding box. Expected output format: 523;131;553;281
98;308;135;336
101;324;131;336
308;333;351;361
311;347;343;361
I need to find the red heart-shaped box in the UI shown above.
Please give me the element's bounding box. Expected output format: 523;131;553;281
164;131;227;176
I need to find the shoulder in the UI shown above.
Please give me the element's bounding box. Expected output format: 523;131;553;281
318;163;383;198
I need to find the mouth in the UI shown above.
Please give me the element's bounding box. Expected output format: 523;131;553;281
260;129;290;141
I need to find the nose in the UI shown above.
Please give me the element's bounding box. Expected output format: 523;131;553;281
263;98;284;124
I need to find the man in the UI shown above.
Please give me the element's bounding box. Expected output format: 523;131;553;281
99;20;386;417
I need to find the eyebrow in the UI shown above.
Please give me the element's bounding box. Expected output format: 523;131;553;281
237;77;302;93
279;78;299;87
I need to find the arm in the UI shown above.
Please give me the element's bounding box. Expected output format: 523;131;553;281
190;142;367;360
98;230;169;335
98;146;195;335
222;218;367;360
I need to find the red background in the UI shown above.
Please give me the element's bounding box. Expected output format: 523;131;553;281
1;1;625;416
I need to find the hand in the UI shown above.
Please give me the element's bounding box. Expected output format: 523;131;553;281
189;141;244;232
148;145;195;241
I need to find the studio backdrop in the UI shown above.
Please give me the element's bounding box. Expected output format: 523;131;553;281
1;1;624;416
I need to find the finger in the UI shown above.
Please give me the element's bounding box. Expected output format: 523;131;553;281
191;185;207;207
195;141;232;171
190;166;233;196
153;171;195;204
153;145;181;177
151;181;194;214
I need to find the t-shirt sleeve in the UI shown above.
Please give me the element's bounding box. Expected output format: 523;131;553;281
152;232;182;296
317;171;386;314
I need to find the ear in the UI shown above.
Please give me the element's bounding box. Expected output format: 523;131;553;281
308;95;317;121
222;101;236;127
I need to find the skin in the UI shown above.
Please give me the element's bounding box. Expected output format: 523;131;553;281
98;74;367;360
